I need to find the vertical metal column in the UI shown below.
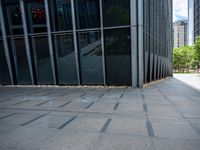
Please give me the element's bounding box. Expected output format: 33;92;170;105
19;0;34;85
0;1;14;84
138;0;144;88
70;0;81;85
130;0;138;88
44;0;57;85
99;0;106;85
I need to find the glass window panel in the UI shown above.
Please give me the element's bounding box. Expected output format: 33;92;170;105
54;33;78;85
0;40;11;84
24;0;47;33
104;28;131;86
103;0;130;27
9;37;31;84
50;0;72;31
78;31;103;85
75;0;100;29
31;36;54;84
3;2;23;35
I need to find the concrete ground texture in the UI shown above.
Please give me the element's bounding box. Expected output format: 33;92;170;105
0;74;200;150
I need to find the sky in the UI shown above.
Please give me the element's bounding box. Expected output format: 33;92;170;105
173;0;188;21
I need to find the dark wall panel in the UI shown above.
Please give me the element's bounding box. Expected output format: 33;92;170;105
75;0;100;29
104;28;131;86
78;31;103;85
103;0;130;27
0;40;11;84
31;36;54;84
54;33;78;85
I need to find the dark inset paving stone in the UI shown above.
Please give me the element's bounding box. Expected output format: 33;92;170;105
35;100;51;106
113;103;119;110
58;116;77;129
0;113;17;120
12;100;29;105
85;102;95;109
153;137;200;150
146;120;155;137
100;119;111;133
143;104;148;112
21;114;47;126
0;113;39;126
58;101;72;108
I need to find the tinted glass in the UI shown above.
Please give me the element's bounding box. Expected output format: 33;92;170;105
0;40;11;84
9;38;31;84
25;0;47;33
3;3;23;35
31;36;54;84
75;0;100;29
78;31;103;84
50;0;72;31
103;0;130;27
54;33;78;85
104;28;131;86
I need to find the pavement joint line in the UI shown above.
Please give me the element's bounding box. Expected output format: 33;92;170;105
154;84;200;136
59;101;72;108
21;114;47;126
85;102;95;109
80;93;87;97
60;92;69;97
13;100;29;105
162;82;200;105
0;113;17;120
0;98;12;103
35;100;51;106
143;104;148;112
146;120;155;137
113;102;119;110
99;93;104;98
100;119;112;133
58;116;77;129
0;107;115;116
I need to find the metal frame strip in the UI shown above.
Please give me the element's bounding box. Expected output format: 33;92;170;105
0;1;14;84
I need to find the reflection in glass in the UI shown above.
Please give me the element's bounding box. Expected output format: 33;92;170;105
31;36;54;84
50;0;72;31
10;38;31;84
25;0;47;33
75;0;100;29
54;33;78;85
3;3;23;35
103;0;130;27
78;31;103;84
104;28;131;86
0;40;11;84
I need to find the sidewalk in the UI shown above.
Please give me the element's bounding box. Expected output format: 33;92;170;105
0;74;200;150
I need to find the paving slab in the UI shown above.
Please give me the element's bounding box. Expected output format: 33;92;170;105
0;74;200;149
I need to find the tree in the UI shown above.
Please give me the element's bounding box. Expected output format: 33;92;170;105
193;36;200;73
173;46;195;73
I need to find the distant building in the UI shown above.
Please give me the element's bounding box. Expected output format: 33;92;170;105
188;0;194;45
173;20;188;48
194;0;200;41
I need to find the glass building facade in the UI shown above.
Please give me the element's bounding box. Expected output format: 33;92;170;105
0;0;172;87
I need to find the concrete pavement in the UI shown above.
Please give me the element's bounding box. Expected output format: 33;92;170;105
0;74;200;150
